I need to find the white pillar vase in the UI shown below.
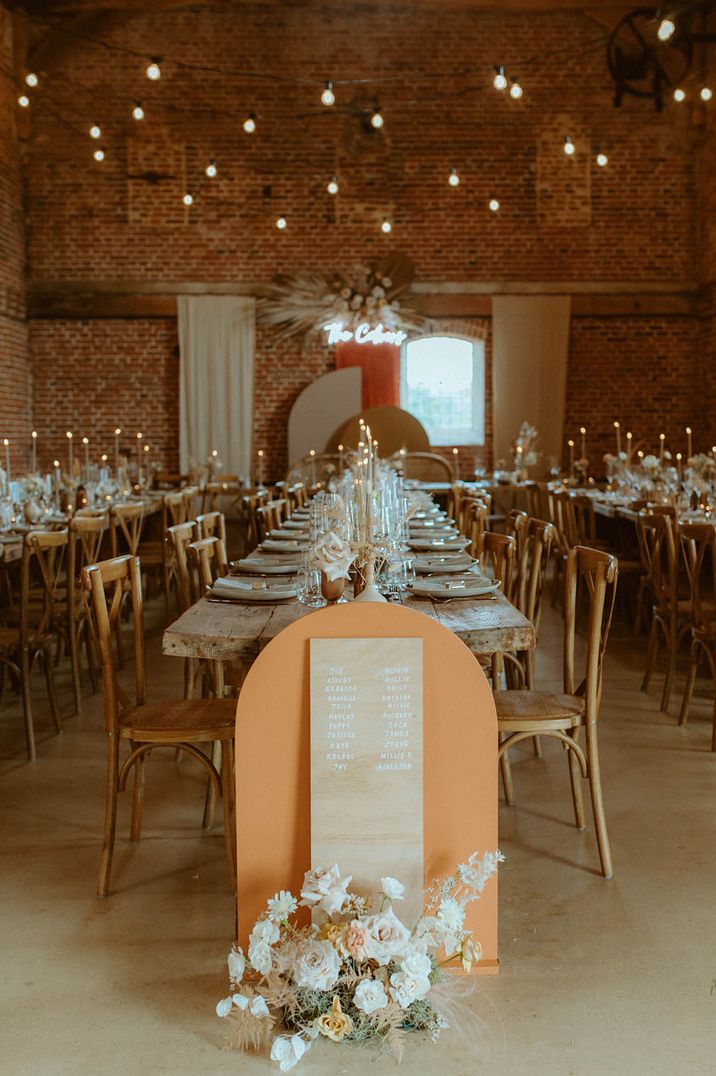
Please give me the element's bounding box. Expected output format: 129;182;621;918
353;582;387;603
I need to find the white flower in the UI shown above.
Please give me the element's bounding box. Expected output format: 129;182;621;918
380;876;405;901
216;996;233;1018
389;968;431;1008
227;947;245;984
353;978;389;1015
436;897;465;956
300;865;352;915
400;948;432;980
308;532;354;584
248;941;273;975
371;285;385;298
293;939;341;990
250;994;270;1018
382;276;392;288
271;1034;309;1072
361;908;412;965
350;294;363;310
250;918;281;946
267;890;298;922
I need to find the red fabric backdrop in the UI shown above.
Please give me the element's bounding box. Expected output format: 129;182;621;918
335;341;400;410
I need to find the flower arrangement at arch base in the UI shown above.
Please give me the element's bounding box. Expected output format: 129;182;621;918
216;850;502;1070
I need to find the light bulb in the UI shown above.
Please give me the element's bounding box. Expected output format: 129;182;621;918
370;109;384;129
327;175;339;195
132;103;145;121
93;148;105;162
564;135;575;155
206;159;218;178
243;115;256;133
488;197;500;212
182;192;193;206
89;123;101;139
657;17;675;42
381;219;392;234
493;65;508;91
146;60;161;81
18;94;29;108
25;72;38;88
276;216;287;230
701;86;713;102
673;87;686;102
321;80;335;107
510;79;523;99
596;152;608;167
448;168;460;187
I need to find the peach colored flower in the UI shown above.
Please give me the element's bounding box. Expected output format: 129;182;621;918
338;921;369;962
317;996;353;1042
319;922;343;946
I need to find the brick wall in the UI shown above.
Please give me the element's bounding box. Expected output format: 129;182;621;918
0;4;30;472
14;3;707;476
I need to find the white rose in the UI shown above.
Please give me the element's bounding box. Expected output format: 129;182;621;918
293;939;341;990
436;897;464;956
400;948;432;980
353;978;389;1015
271;1033;309;1072
380;876;405;901
389;969;431;1008
227;947;245;984
300;865;352;914
216;996;233;1018
248;940;273;975
361;908;412;966
250;919;280;947
309;532;354;583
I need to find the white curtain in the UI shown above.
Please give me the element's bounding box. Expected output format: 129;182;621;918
178;296;256;478
492;296;571;471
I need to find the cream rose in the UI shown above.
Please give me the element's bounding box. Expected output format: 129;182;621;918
300;865;352;915
389;968;431;1008
360;908;411;966
309;531;355;583
317;995;353;1042
293;939;341;991
353;978;389;1015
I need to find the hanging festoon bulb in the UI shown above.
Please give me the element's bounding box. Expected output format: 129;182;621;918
673;87;686;102
370;107;384;129
509;78;523;99
564;135;576;156
89;123;102;139
321;80;335;107
448;167;460;187
493;65;508;91
205;159;218;178
243;114;257;134
381;218;392;234
132;102;145;121
488;197;500;212
146;58;161;81
182;192;193;206
701;87;713;102
596;150;608;167
93;148;105;162
657;16;676;42
18;94;30;108
326;175;339;195
276;216;287;230
25;72;39;87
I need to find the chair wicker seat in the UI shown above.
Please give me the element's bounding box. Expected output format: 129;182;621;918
118;698;236;741
495;690;584;728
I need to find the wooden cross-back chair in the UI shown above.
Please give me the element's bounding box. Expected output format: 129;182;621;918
167;521;199;613
400;451;454;483
188;535;228;595
237;489;269;555
255;499;289;543
507;518;556;692
67;513;108;713
0;530;67;759
196;510;227;545
110;503;145;556
496;546;619;878
505;510;530;609
465;500;490;558
82;554;236;898
473;530;516;601
677;523;716;750
287;483;308;511
639;512;688;713
164;490;188;528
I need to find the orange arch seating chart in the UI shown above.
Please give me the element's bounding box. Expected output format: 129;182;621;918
234;602;500;973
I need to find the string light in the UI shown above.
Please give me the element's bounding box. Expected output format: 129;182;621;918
448;167;460;187
243;114;256;133
488;197;500;212
89;123;101;139
493;65;508;91
93;148;105;162
509;79;523;99
25;72;38;87
596;151;608;167
321;81;335;107
146;59;161;81
564;135;576;155
132;102;145;120
657;17;676;42
673;87;686;102
276;216;287;229
381;218;392;233
701;87;713;102
18;94;29;108
182;192;193;206
370;108;384;129
326;175;339;195
205;159;218;178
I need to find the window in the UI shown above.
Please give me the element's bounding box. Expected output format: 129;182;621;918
400;335;485;446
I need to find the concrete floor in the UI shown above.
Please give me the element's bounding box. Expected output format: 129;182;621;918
1;602;715;1076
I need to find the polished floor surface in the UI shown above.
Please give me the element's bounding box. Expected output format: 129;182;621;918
1;600;715;1075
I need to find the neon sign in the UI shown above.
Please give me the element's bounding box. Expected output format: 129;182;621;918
324;321;407;347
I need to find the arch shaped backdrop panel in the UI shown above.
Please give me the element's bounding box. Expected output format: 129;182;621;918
234;602;499;973
326;405;430;454
287;367;362;466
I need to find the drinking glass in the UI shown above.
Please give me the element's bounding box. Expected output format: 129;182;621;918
296;565;325;607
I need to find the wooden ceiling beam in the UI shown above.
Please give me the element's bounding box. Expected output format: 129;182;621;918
11;1;636;16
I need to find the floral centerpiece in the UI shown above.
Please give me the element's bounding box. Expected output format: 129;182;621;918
686;453;716;496
511;422;540;474
216;852;502;1070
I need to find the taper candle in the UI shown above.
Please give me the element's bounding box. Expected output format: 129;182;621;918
676;452;683;479
626;431;633;465
452;446;459;479
257;449;264;487
3;438;10;487
114;428;121;474
659;432;665;465
66;431;73;479
686;426;692;458
614;421;621;455
82;436;90;475
580;427;586;460
338;443;344;471
568;438;575;475
31;429;37;473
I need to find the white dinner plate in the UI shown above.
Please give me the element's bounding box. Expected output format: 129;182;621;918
210;578;297;602
408;536;470;552
411;577;500;598
232;556;301;574
269;529;309;541
282;520;309;530
409;526;459;539
261;539;305;553
414;554;475;574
